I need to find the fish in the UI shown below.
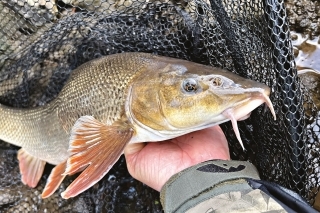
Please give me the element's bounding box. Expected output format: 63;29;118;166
0;52;276;199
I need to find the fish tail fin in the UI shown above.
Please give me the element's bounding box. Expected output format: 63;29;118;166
61;116;133;199
17;148;46;188
41;161;67;198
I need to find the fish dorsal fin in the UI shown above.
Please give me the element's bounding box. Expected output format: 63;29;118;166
61;116;133;199
41;161;67;198
17;148;46;188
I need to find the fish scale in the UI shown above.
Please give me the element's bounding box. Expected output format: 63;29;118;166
56;53;152;131
0;104;68;165
0;53;151;165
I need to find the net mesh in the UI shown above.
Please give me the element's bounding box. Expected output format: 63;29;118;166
0;0;319;212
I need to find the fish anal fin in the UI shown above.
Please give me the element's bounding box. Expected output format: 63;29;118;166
61;115;133;199
41;161;67;198
17;149;46;188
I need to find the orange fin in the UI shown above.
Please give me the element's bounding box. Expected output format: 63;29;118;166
41;161;67;198
17;148;46;188
61;116;133;199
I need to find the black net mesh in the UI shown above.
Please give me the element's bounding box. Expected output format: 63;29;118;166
0;0;319;212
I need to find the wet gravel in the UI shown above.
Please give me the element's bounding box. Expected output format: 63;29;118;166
285;0;320;38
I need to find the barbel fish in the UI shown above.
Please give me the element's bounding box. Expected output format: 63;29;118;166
0;52;276;199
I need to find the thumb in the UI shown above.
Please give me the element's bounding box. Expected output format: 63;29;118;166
124;143;147;181
124;142;146;156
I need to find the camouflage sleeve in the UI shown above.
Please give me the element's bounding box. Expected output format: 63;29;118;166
160;160;318;213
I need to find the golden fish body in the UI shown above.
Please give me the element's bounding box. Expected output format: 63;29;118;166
0;52;275;199
0;53;149;162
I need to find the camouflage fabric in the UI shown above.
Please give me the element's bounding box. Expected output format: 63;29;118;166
186;190;285;213
160;160;317;213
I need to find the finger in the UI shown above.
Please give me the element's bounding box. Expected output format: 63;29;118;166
124;142;146;156
124;143;148;184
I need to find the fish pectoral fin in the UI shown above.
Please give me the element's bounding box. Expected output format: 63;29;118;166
17;148;46;188
61;115;133;199
41;161;67;198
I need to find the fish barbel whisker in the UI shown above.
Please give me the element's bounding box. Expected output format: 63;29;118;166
262;92;276;120
222;109;245;150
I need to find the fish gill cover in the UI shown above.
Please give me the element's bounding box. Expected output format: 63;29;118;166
0;0;319;212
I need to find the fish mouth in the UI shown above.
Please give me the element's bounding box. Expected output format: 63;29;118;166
222;90;276;150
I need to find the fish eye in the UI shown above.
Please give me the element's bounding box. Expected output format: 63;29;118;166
182;78;198;93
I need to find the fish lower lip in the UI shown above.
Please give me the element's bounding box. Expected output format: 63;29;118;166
238;113;251;121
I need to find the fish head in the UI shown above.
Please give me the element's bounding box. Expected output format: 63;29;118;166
127;56;275;144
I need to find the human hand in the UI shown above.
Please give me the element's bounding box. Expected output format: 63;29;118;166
124;126;230;191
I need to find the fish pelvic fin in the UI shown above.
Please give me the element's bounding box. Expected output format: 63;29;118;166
41;161;67;198
61;115;133;199
17;148;46;188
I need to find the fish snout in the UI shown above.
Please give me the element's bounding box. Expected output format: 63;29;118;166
231;87;276;121
223;76;275;120
221;84;276;150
